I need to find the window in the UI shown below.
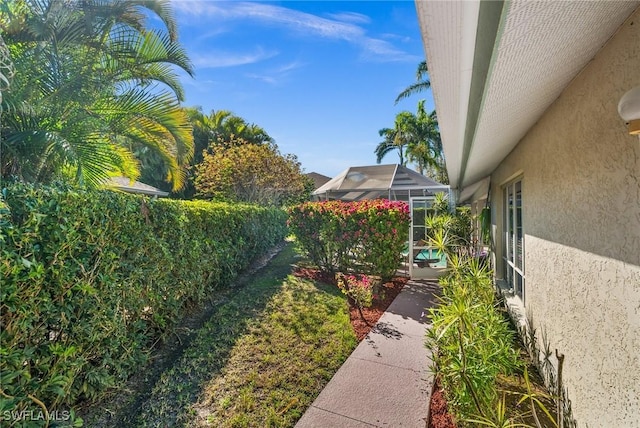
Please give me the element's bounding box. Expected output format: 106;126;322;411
503;178;524;301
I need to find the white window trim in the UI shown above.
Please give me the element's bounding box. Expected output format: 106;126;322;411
502;177;525;303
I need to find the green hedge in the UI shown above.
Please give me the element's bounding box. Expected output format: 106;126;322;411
0;183;287;423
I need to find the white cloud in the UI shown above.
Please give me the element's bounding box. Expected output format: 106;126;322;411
359;39;423;63
244;73;277;85
172;1;363;40
325;11;371;25
171;1;416;63
191;47;278;68
245;61;306;85
193;27;229;42
274;60;305;74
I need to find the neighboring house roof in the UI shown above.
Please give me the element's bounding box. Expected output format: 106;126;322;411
104;176;169;197
312;164;448;201
305;172;332;190
416;1;640;192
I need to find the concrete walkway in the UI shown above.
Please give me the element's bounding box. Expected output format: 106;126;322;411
295;279;440;428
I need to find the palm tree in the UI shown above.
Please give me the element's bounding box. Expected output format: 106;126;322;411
0;0;194;190
150;107;275;198
188;107;274;150
375;111;417;165
393;61;448;182
394;61;430;104
406;101;443;176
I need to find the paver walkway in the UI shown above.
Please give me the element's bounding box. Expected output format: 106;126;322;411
295;279;440;428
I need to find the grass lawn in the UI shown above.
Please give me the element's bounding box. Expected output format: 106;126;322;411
124;242;357;427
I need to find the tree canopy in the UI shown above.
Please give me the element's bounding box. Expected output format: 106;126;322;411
375;111;415;166
0;0;194;190
137;107;277;198
194;138;312;206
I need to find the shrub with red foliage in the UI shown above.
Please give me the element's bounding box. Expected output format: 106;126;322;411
288;199;410;280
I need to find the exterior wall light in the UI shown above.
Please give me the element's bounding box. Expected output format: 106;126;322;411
618;86;640;135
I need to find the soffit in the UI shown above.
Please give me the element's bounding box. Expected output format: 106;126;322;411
416;0;640;189
416;0;478;190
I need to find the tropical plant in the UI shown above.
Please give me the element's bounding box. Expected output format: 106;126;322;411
395;60;430;104
375;101;447;183
0;34;14;103
424;204;560;426
463;367;560;428
187;107;274;150
140;107;277;198
406;100;447;183
375;111;417;165
0;0;194;190
393;61;448;182
426;256;521;422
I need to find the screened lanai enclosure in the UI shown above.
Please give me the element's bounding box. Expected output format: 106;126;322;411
311;164;450;202
312;164;452;279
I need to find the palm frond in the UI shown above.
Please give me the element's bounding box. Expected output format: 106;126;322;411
68;133;140;189
109;27;193;77
416;60;429;81
374;140;395;164
394;81;431;104
395;60;431;104
93;86;193;190
1;0;192;190
121;0;178;42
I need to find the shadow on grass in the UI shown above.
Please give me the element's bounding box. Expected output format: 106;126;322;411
81;242;297;427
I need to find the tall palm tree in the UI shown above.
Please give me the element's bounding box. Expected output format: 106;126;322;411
393;61;448;182
375;111;417;165
0;0;194;190
394;61;430;104
406;101;441;175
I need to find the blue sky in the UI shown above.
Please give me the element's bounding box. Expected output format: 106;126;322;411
169;0;433;178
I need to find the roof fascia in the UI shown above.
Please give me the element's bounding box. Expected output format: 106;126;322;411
458;0;507;187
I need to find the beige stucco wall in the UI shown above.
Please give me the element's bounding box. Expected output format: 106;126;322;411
490;9;640;427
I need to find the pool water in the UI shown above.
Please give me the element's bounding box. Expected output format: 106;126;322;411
414;248;447;268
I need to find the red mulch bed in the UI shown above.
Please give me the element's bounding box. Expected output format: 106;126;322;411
292;267;408;341
428;376;457;428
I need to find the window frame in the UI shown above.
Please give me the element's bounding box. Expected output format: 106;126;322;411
503;177;525;303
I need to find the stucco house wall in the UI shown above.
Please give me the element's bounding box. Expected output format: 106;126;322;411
490;10;640;426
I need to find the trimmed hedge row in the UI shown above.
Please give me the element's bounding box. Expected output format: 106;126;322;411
0;183;287;421
287;199;410;280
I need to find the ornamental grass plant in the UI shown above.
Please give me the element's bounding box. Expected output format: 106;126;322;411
425;206;558;427
426;257;521;422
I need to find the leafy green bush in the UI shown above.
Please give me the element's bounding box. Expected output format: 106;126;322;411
0;183;287;425
287;199;410;280
426;257;520;423
424;203;519;424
